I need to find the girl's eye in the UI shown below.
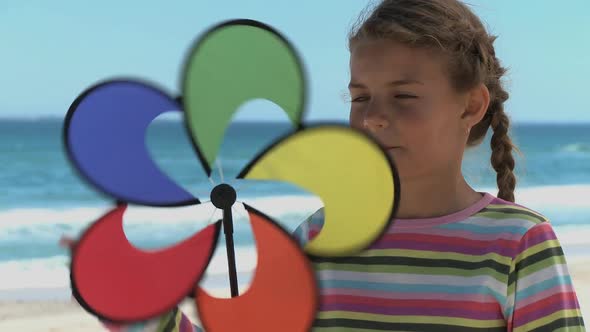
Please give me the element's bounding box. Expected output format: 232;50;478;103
395;94;417;99
351;96;370;103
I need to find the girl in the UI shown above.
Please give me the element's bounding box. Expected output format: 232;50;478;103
62;0;586;330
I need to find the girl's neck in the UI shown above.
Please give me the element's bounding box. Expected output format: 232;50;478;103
395;170;482;219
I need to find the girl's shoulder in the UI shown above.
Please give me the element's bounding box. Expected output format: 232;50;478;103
478;193;549;225
468;193;554;242
293;194;555;247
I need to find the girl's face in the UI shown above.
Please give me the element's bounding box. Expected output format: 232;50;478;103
349;39;472;181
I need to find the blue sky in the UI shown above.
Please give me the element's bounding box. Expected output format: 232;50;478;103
1;0;589;123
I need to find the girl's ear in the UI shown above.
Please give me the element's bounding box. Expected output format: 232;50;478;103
461;83;490;129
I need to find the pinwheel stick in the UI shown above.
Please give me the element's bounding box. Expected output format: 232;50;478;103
210;183;240;297
179;94;239;296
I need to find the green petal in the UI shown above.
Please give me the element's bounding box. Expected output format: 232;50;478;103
182;20;306;175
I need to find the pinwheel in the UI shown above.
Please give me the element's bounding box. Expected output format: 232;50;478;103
63;19;399;331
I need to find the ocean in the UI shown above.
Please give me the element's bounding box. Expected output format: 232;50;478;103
1;118;589;298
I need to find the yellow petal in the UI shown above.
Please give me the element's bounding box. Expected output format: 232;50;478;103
239;125;399;256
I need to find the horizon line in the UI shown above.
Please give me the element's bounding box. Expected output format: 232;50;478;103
0;115;589;126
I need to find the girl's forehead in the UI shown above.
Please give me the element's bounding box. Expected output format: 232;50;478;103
351;39;436;59
350;44;446;85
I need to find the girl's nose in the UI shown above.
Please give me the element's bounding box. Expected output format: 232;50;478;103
363;105;390;132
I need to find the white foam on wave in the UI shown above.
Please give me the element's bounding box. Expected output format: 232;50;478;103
3;184;585;221
0;256;71;290
0;195;320;297
561;143;590;153
0;195;322;227
0;195;323;243
0;185;589;251
476;184;590;208
0;179;588;291
2;184;585;231
0;203;219;230
0;246;259;297
238;195;323;223
2;225;590;299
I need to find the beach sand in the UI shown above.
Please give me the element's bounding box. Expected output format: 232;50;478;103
1;261;588;331
0;299;202;332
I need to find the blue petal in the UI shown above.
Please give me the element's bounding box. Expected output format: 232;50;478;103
64;80;198;206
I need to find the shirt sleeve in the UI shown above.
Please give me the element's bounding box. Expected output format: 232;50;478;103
505;221;586;331
100;307;200;332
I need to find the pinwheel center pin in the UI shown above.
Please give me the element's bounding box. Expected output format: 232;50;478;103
210;183;237;210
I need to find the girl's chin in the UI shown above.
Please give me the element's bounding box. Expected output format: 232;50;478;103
385;148;403;161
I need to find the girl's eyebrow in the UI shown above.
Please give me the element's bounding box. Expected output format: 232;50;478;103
387;79;424;87
348;79;424;89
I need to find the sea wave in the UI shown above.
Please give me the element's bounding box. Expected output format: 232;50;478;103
0;246;259;297
1;185;589;244
561;143;590;153
0;187;588;297
476;184;590;209
0;195;322;269
0;195;322;223
2;224;590;298
2;183;588;224
0;195;323;239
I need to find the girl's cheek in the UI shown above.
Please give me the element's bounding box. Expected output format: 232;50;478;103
392;106;422;122
349;108;365;129
393;99;433;122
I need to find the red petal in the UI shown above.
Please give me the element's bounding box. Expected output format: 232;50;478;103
72;204;220;322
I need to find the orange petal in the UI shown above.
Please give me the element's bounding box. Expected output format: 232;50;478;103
195;204;317;331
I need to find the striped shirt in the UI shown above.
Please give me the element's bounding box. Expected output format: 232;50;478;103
103;192;585;331
294;192;585;331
